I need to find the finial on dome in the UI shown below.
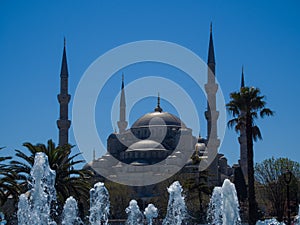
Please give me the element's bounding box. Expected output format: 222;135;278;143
197;133;202;142
93;148;96;161
154;92;162;112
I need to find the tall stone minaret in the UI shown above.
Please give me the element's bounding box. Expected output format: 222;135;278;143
117;74;128;133
238;67;248;182
57;38;71;146
205;24;220;185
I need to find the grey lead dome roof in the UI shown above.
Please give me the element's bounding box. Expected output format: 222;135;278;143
131;111;186;128
127;140;166;151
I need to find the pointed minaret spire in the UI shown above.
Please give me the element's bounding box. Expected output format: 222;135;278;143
207;22;216;75
154;92;162;112
57;38;71;146
117;73;128;133
241;66;245;88
121;73;124;89
60;38;68;78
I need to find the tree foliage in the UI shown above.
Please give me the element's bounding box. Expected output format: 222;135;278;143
9;140;93;219
226;86;274;225
0;147;20;206
255;157;300;221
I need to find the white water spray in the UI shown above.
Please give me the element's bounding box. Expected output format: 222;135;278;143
162;181;187;225
144;203;158;225
207;179;241;225
17;152;57;225
125;200;144;225
62;196;82;225
89;182;110;225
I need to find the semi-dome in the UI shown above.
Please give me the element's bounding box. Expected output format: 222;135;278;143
132;111;186;128
127;139;166;151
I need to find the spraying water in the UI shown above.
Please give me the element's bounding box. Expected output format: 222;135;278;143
162;181;187;225
207;187;223;225
17;152;57;225
222;179;241;224
256;218;285;225
89;182;110;225
207;179;241;225
144;204;158;225
125;200;144;225
295;205;300;225
62;196;82;225
0;212;7;225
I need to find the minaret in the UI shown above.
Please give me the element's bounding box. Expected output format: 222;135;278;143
205;23;220;185
117;74;128;133
238;66;248;181
241;66;245;88
57;38;71;146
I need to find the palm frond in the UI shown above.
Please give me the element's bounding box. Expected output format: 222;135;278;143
252;125;262;141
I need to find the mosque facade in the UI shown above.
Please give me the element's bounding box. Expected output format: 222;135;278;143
57;26;247;187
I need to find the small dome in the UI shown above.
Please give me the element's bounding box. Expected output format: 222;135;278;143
108;133;117;139
219;156;227;161
197;135;206;143
132;111;186;128
127;140;166;151
195;142;206;151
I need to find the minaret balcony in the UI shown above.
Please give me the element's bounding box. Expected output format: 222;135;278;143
205;83;218;94
57;119;71;129
57;94;71;104
205;111;219;120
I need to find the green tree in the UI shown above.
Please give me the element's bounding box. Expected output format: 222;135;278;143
104;181;135;219
0;147;19;206
255;157;300;221
183;170;211;223
10;140;93;219
226;86;274;225
187;149;212;223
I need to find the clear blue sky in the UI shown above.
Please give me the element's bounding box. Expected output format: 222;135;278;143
1;0;299;165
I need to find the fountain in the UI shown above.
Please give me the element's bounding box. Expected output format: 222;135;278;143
144;204;158;225
162;181;187;225
222;179;241;224
207;179;241;225
17;152;57;225
295;205;300;225
89;182;110;225
17;152;299;225
256;218;285;225
0;212;7;225
207;187;223;225
125;199;144;225
62;196;82;225
255;204;300;225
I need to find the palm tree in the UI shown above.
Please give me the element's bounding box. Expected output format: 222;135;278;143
226;86;273;225
0;147;19;206
10;140;93;217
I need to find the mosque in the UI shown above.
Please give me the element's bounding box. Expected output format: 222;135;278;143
56;26;248;187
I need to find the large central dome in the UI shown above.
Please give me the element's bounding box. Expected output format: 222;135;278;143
132;111;186;128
